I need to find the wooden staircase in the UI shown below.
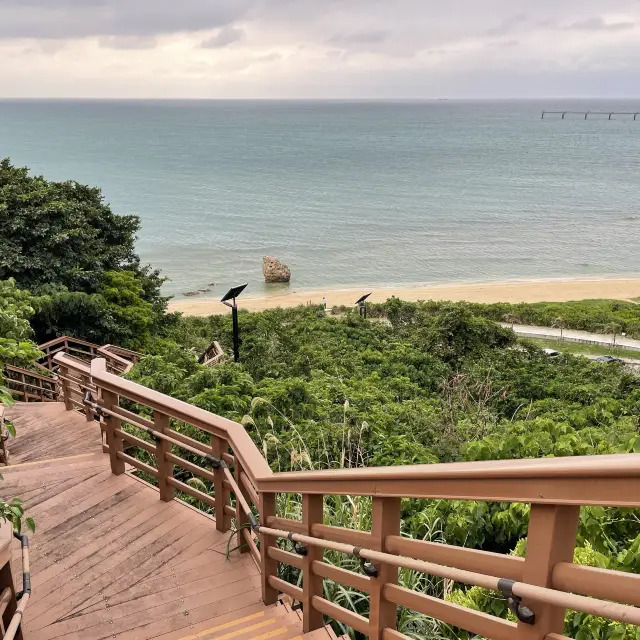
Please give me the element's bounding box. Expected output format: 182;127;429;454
175;602;338;640
1;402;338;640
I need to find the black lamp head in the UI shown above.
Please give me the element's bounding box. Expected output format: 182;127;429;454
221;283;248;307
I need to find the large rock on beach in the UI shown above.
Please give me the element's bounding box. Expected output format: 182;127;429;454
262;256;291;283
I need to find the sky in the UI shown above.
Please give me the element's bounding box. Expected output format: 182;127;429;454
1;0;640;99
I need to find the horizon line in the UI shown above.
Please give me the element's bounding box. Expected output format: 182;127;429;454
2;96;640;102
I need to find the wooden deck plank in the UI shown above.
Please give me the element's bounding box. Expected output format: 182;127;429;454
4;403;294;640
31;493;162;586
27;503;187;620
30;484;147;564
34;560;260;638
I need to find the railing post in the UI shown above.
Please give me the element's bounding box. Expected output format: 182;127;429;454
235;459;250;554
369;497;401;640
0;557;22;640
101;388;125;475
81;374;93;421
518;504;580;639
211;436;231;532
59;365;73;411
302;494;324;633
259;491;279;606
154;410;174;502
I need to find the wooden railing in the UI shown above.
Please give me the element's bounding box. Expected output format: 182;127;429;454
53;353;640;640
38;336;140;375
199;340;225;367
2;365;58;404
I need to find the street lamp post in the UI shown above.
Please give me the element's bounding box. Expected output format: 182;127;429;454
355;293;372;318
221;284;248;362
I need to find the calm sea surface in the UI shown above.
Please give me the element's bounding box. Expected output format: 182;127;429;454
1;99;639;299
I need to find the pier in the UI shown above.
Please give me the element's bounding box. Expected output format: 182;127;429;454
542;110;640;120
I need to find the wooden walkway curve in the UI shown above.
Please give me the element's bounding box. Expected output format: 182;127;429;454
2;403;328;640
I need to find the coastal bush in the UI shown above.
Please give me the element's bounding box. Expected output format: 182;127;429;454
0;158;169;345
367;297;640;339
127;300;640;638
0;278;42;402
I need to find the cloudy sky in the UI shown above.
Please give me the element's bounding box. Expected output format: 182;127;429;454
1;0;640;98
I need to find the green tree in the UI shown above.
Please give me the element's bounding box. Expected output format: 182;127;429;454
0;158;168;344
552;316;567;340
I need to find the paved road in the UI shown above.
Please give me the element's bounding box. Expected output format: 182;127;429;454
500;323;640;352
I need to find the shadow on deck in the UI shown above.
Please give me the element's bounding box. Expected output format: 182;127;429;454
2;403;276;640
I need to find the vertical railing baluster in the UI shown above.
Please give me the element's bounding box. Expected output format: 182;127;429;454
234;458;249;553
101;388;125;475
260;492;279;606
81;374;93;421
154;411;174;502
211;436;231;531
302;494;324;633
370;497;401;640
59;365;72;411
517;503;580;639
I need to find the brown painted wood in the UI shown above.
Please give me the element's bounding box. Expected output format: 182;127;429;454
6;404;275;640
302;494;324;633
155;410;174;502
311;596;369;635
369;497;400;640
235;459;250;555
518;505;580;639
212;435;231;532
311;561;371;594
261;493;279;608
386;535;525;581
268;546;304;570
552;561;640;608
384;584;516;640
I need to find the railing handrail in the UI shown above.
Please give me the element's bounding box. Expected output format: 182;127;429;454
101;344;143;360
52;353;640;505
72;356;272;484
260;452;640;482
3;364;55;384
96;346;134;373
38;335;99;351
49;352;640;639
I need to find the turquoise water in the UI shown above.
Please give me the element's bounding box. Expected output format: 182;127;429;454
1;99;639;299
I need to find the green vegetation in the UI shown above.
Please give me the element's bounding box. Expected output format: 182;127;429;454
0;158;171;349
128;300;640;640
469;299;640;339
3;160;640;638
524;337;640;360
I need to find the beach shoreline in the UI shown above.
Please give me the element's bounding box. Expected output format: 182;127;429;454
168;276;640;316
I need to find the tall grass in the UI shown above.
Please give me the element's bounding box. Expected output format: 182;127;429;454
255;400;452;640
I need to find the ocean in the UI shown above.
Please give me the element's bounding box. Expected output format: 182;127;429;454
1;99;639;300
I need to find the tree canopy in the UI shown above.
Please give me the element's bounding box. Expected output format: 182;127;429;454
0;158;170;348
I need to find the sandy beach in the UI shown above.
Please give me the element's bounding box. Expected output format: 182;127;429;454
168;277;640;316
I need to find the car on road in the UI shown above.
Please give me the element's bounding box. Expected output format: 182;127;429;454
595;355;623;363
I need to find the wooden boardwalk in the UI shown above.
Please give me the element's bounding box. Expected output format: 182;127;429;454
2;403;314;640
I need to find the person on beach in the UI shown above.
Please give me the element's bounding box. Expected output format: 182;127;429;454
322;296;327;309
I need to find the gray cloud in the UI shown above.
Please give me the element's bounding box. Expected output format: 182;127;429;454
565;17;635;31
2;0;640;98
328;30;390;46
485;14;528;36
0;0;250;38
200;26;245;48
99;35;157;49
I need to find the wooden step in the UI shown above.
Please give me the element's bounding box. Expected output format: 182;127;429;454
175;605;304;640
